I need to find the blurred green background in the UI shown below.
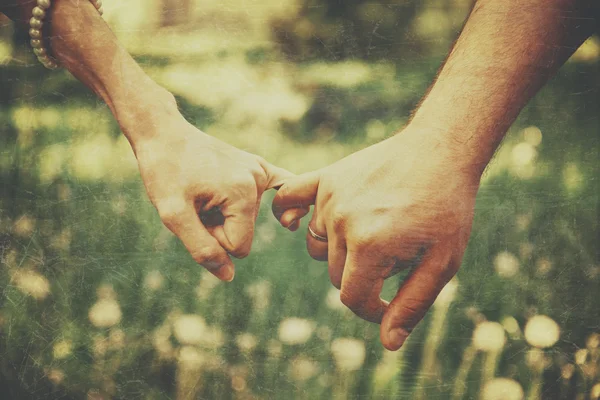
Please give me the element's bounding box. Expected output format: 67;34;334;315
0;0;599;399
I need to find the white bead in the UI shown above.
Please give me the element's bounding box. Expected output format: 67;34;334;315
32;6;46;19
97;7;103;15
94;0;102;9
30;39;43;48
33;47;47;57
37;54;50;63
37;0;51;10
29;28;42;39
30;17;43;30
42;60;55;69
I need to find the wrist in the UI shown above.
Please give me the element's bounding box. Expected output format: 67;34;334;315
114;84;180;147
398;120;498;181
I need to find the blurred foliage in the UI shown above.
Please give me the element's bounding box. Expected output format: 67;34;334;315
1;1;599;399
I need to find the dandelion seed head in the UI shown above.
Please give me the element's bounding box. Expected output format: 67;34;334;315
13;214;35;237
575;349;588;365
96;284;116;300
231;375;246;392
526;348;549;371
512;142;536;167
472;321;506;352
481;378;524;400
53;340;72;360
326;288;345;310
522;126;542;147
46;368;65;385
236;333;258;353
278;318;314;345
330;337;366;372
144;270;164;291
524;315;560;348
434;278;458;307
290;356;318;382
173;314;206;345
177;346;203;369
317;326;332;341
561;364;574;380
591;383;600;399
267;339;282;357
494;252;519;278
536;258;552;276
501;316;520;336
245;280;271;311
13;269;50;300
109;328;125;350
200;326;225;349
152;325;174;359
587;333;600;350
89;298;122;328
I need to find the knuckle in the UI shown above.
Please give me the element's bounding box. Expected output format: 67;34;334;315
330;207;349;229
396;297;429;324
231;242;251;259
339;291;362;312
232;175;255;191
353;233;377;251
191;246;220;264
157;198;187;226
329;278;341;290
307;243;327;261
276;183;293;201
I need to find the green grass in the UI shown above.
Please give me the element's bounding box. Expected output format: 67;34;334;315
0;42;599;400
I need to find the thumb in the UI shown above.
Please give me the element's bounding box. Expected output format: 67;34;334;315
260;160;295;190
210;196;258;259
380;244;456;351
271;170;320;222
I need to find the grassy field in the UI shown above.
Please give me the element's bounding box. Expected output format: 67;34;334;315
1;1;599;399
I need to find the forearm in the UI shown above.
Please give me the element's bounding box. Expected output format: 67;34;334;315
410;0;595;173
0;0;177;146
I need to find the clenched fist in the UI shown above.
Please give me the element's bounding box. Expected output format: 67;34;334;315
133;116;292;281
273;126;480;350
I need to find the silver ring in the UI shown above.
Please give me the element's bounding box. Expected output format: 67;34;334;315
308;225;328;242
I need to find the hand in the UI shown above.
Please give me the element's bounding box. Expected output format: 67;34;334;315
133;114;292;281
272;126;481;350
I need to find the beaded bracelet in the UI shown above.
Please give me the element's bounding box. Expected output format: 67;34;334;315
29;0;104;70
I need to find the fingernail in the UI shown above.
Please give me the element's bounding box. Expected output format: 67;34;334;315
221;264;235;282
388;327;410;350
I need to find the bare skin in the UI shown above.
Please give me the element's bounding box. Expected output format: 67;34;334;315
0;0;296;281
273;0;596;350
